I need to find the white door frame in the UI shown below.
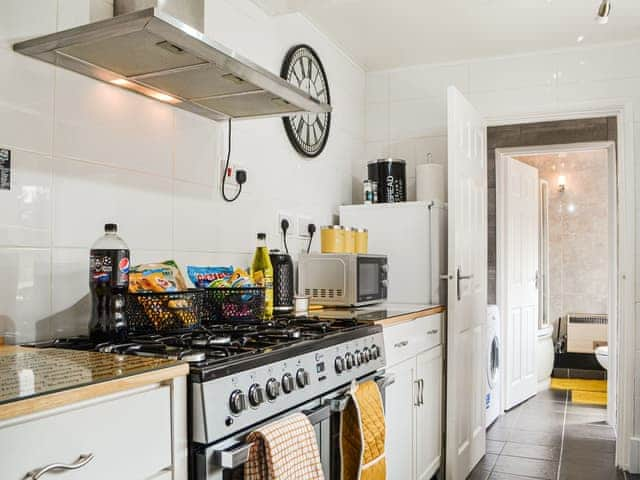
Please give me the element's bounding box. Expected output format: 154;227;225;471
495;153;541;410
495;141;617;422
487;101;635;472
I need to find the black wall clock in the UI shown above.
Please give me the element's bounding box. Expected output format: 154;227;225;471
281;45;331;158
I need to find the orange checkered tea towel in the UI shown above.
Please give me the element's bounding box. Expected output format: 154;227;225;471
244;412;325;480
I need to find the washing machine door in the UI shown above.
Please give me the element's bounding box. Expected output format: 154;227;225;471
487;335;500;389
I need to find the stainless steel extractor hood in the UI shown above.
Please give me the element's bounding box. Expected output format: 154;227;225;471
13;0;331;121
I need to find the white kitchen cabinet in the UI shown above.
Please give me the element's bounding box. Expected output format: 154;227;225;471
384;313;443;480
386;357;417;480
0;378;187;480
415;345;443;480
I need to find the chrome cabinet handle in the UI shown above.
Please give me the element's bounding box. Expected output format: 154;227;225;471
456;267;474;301
427;329;438;335
26;454;94;479
419;379;424;405
414;380;421;406
394;340;409;348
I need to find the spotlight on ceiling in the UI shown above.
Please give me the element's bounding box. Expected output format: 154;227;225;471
597;0;612;24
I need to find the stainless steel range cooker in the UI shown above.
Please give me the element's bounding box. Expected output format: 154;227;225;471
31;315;390;480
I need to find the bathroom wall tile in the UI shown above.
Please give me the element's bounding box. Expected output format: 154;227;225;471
52;158;173;250
54;69;175;177
0;248;51;343
0;150;52;247
389;62;469;102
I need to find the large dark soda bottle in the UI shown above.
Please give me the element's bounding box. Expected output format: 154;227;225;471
89;223;130;342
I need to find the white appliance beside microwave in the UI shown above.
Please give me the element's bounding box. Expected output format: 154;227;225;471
298;253;388;307
339;201;447;305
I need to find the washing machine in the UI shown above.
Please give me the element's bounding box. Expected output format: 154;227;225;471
486;305;501;427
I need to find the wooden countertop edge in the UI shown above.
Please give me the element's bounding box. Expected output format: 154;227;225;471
375;305;446;327
0;362;189;422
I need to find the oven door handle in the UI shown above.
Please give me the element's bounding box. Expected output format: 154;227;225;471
375;373;396;389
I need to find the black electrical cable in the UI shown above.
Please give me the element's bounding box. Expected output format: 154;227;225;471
281;219;290;254
221;118;242;202
306;224;316;253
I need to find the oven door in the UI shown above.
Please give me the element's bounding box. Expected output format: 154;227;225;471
356;255;388;305
194;373;394;480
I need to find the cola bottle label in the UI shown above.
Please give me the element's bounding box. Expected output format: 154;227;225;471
90;249;130;287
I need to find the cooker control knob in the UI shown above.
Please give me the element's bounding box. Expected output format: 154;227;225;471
266;378;280;400
229;389;247;414
282;373;294;394
335;356;346;374
381;279;388;287
370;345;380;360
345;353;354;370
354;350;362;367
296;368;310;388
381;264;389;273
362;347;371;363
248;384;265;407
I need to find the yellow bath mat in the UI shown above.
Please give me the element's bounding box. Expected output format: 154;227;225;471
550;378;607;393
572;390;607;406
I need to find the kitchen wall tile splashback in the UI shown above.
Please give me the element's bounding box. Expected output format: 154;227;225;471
0;0;365;343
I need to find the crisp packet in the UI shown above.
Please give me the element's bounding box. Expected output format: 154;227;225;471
129;260;188;293
187;266;233;288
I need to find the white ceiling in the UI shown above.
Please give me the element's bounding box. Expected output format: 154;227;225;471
251;0;640;70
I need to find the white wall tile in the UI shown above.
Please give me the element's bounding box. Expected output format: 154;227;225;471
556;76;640;113
0;150;52;247
0;248;51;343
389;98;447;140
90;0;114;22
366;102;390;142
469;52;557;93
52;158;173;250
53;69;175;177
469;85;557;119
51;247;89;338
0;0;58;47
389;63;469;102
0;48;55;154
57;0;91;30
366;71;389;104
557;43;640;86
173;180;222;253
173;110;221;186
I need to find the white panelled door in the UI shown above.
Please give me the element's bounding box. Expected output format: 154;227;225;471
501;156;539;409
445;86;487;480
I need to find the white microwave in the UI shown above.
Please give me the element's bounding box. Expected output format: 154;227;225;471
298;253;388;307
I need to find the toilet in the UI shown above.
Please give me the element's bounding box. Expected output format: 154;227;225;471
536;325;555;391
595;345;609;370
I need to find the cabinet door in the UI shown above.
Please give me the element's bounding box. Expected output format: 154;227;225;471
385;357;418;480
415;346;443;480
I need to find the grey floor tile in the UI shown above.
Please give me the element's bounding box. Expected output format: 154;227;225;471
487;426;511;442
487;440;506;454
564;413;609;427
562;437;616;455
489;473;541;480
514;413;564;434
501;442;560;461
565;404;607;417
476;454;499;471
507;429;563;447
493;455;558;480
559;460;620;480
468;468;491;480
565;424;616;441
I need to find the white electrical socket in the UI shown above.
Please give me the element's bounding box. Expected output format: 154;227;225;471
297;215;314;238
277;212;296;237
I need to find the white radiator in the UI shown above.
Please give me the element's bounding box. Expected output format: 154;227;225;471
566;313;608;354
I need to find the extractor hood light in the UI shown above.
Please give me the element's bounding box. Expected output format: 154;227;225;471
110;78;133;87
597;0;611;24
149;91;180;103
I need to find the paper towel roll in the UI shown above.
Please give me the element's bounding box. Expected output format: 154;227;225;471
416;163;445;203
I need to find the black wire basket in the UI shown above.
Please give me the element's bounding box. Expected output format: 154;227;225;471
125;289;203;333
201;287;265;323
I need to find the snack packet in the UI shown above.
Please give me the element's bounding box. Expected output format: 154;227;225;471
187;266;233;288
129;260;188;293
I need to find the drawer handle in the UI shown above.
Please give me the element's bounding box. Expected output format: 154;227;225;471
26;453;94;479
393;340;409;348
427;329;438;335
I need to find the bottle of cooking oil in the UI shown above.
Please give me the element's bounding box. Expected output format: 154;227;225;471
251;233;273;319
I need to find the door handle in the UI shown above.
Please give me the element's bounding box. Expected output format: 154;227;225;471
26;454;94;479
456;267;474;301
394;340;409;349
414;380;421;406
535;270;540;290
